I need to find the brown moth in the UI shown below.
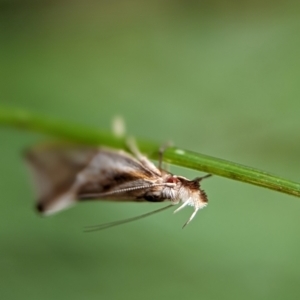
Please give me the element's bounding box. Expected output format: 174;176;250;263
24;142;211;229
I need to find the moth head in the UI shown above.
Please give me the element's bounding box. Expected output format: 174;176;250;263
168;175;209;205
173;175;211;228
187;178;208;208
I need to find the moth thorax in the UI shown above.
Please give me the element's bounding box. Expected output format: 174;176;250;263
161;185;178;201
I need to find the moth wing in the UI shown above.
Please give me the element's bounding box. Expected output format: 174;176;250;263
76;149;161;200
24;144;161;215
24;143;98;215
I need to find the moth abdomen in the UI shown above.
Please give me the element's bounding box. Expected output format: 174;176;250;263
36;201;45;213
35;191;77;215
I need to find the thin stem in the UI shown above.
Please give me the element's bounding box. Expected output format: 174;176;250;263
1;106;300;197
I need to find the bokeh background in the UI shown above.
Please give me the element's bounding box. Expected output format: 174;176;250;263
1;1;300;299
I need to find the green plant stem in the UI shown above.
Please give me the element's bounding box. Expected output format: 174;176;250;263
1;107;300;197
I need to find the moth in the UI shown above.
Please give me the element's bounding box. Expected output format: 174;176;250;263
24;141;211;229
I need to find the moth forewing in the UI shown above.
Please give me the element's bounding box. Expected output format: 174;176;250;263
76;148;163;201
24;144;99;214
25;144;165;213
24;143;211;227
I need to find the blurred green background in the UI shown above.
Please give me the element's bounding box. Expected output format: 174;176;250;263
1;1;300;299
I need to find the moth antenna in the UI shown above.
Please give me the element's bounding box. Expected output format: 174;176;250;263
79;183;176;199
84;204;173;232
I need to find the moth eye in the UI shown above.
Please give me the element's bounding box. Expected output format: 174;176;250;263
144;195;163;202
166;177;179;184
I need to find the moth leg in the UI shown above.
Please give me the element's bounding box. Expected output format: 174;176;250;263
111;115;126;137
158;141;173;171
126;137;161;175
126;136;147;161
